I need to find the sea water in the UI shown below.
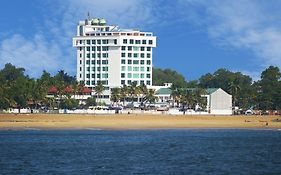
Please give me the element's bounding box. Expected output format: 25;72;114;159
0;129;280;175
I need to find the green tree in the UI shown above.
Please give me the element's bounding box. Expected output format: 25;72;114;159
94;82;105;104
152;68;187;87
110;88;121;103
257;66;281;110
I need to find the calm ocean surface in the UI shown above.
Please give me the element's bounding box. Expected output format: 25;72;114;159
0;129;281;175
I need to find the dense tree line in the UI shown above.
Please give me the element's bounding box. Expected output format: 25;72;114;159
153;66;281;111
0;63;280;112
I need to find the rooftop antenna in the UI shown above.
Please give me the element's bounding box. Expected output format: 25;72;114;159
87;12;90;20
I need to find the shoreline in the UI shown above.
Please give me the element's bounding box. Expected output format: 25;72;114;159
0;114;280;130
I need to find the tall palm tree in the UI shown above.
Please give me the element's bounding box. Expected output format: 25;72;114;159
110;87;121;103
120;84;128;106
139;84;148;104
228;79;241;108
194;88;207;111
94;82;105;104
171;86;181;107
144;89;157;104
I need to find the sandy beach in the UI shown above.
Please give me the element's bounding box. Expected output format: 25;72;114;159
0;114;280;130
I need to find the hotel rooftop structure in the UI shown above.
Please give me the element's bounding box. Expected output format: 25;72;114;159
73;18;157;90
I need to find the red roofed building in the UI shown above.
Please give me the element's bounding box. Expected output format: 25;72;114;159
48;86;58;94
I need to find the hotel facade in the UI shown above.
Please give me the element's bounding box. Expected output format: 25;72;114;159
73;18;156;92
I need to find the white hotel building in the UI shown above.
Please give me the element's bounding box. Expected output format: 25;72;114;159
73;18;156;94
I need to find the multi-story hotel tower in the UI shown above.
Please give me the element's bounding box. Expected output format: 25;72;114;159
73;17;157;90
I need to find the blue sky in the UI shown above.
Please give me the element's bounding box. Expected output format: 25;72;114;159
0;0;281;81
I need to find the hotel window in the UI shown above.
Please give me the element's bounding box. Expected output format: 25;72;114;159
97;40;101;44
87;53;90;58
79;60;82;64
80;53;82;58
97;74;100;78
102;46;108;51
79;47;82;51
133;74;139;78
92;40;96;44
87;67;90;71
147;53;151;58
147;60;151;65
102;67;108;71
97;46;101;51
97;60;101;64
121;46;126;51
133;67;139;71
79;74;82;78
86;81;90;85
86;74;90;78
92;81;95;85
86;60;90;64
92;54;95;58
102;40;108;44
121;73;125;78
97;53;101;58
141;47;145;51
102;60;108;64
102;53;108;58
128;80;132;84
128;46;132;51
91;60;95;64
79;67;82;71
146;74;151;78
140;60;144;65
147;67;150;71
128;73;132;78
128;53;132;58
146;81;151;85
121;59;126;64
142;40;146;44
133;47;139;51
140;67;145;72
134;53;138;58
128;60;132;64
141;74;145;78
135;40;140;44
87;40;90;45
92;47;95;51
87;47;90;51
130;39;134;44
92;74;95;78
97;67;100;71
92;67;95;71
149;40;153;44
140;53;144;58
123;39;127;44
79;40;83;44
121;80;125;85
128;66;132;71
147;47;151;51
133;60;139;64
121;53;126;57
114;39;117;44
121;66;126;71
102;73;108;78
140;80;144;85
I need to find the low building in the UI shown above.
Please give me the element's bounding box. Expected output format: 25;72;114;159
154;87;232;115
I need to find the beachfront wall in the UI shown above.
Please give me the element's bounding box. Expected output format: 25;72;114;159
209;88;232;115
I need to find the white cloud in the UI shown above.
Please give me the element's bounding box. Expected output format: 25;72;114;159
0;0;159;77
0;34;73;77
178;0;281;69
